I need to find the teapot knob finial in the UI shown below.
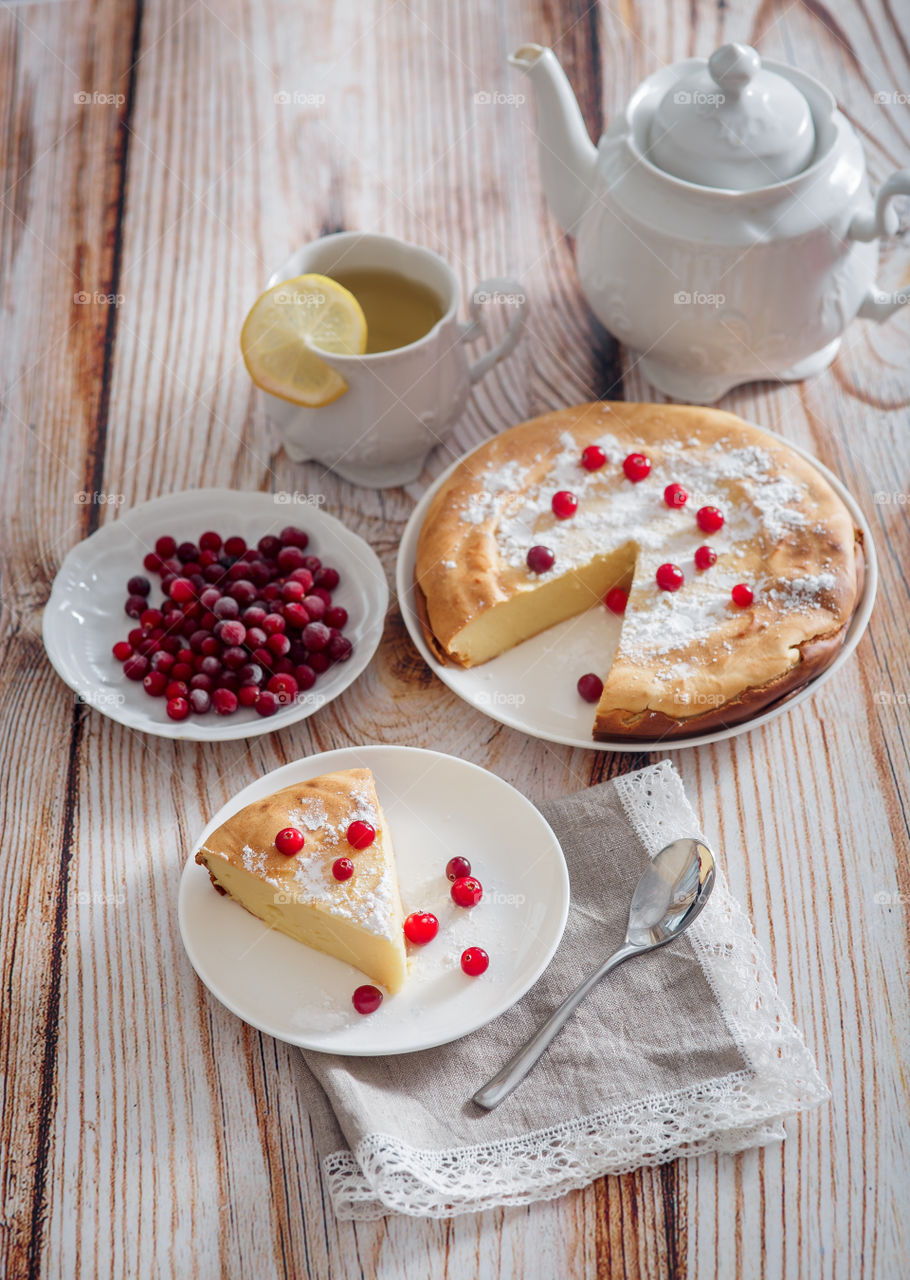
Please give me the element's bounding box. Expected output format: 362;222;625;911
707;43;761;95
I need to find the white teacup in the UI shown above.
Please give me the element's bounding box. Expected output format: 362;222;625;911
263;231;527;487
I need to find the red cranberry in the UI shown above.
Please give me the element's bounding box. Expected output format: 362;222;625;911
451;876;483;908
199;530;222;552
189;688;212;714
302;555;322;573
237;684;260;708
219;672;240;694
283;602;310;629
328;635;353;662
189;628;210;652
460;947;489;976
171;662;193;682
277;546;306;574
664;483;688;508
301;594;326;622
143;552;162;573
168;577;195;604
166;696;190;721
123;655;149;681
623;452;651;482
325;606;348;629
262;583;282;603
403;912;439;945
243;605;267;626
694;545;717;570
266;633;291;657
446;856;471;881
302;622;330;652
166;680;189;699
731;583;753;607
222;645;248;670
199;655;223;677
124;595;146;619
294;663;316;690
577;672;604;703
280;525;309;549
332;857;354;881
174;541;197;563
203;564;224;584
251;646;273;668
527;545;555;574
656;563;684;591
151;651;176;674
112;640;132;661
223;535;246;557
352;985;382;1015
262;612;285;635
605;587;627;615
237;662;264;685
309;652;331;674
267;673;298;705
155;535;177;559
551;490;578;519
127;575;150;597
228;580;257;607
581;444;607;471
697;506;724;534
189;673;214;692
315;566;340;590
127;628;145;648
211;688;238;715
289;568;314;592
200;635;220;657
275;827;305;855
246;627;267;649
255;691;279;717
142;670;168;697
213;597;240;621
347;820;375;850
281;580;305;602
220;620;247;647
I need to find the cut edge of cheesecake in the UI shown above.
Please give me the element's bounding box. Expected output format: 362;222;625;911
194;768;409;994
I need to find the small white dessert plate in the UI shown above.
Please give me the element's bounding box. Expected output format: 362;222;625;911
396;426;877;752
42;488;388;741
178;745;570;1055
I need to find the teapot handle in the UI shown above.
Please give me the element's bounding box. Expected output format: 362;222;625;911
461;278;528;384
849;169;910;321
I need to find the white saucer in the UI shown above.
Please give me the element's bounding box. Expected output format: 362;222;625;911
396;426;877;751
178;745;569;1055
42;488;388;741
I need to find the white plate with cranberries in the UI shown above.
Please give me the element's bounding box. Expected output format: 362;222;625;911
396;430;877;752
178;745;570;1054
42;488;388;740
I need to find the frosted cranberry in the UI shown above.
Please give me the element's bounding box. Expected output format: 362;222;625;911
325;606;348;629
309;652;331;674
143;553;162;573
447;856;472;881
166;696;190;721
112;640;132;661
581;443;607;470
199;587;221;609
223;535;246;557
656;563;684;591
212;596;239;621
294;663;316;690
155;535;177;559
267;673;298;705
289;568;314;592
243;605;267;626
283;602;310;629
262;583;282;603
527;545;555;574
228;580;257;607
249;561;272;588
255;691;279;717
352;985;382;1015
664;483;688;508
211;688;238;715
142;670;167;697
301;622;329;652
277;546;307;574
168;577;194;604
127;575;150;597
237;662;264;686
605;587;628;614
237;684;260;708
199;655;223;678
623;452;651;482
332;857;354;881
328;635;353;662
732;583;753;607
451;876;483;908
166;679;189;699
347;821;375;850
123;655;149;681
312;587;333;607
266;633;291;657
245;627;267;650
172;662;193;681
302;555;322;573
199;530;222;552
187;628;208;653
219;620;246;647
189;673;214;692
694;545;717;570
315;566;340;591
253;534;278;559
160;574;177;596
280;526;309;549
577;672;604;702
551;490;578;519
227;561;249;582
124;595;146;619
203;564;224;584
150;650;175;674
221;646;247;670
404;911;439;945
188;688;212;714
261;612;285;635
301;594;325;622
461;947;489;976
697;506;724;534
281;580;306;603
251;646;273;668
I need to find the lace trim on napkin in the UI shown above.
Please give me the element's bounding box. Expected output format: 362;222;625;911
323;761;829;1219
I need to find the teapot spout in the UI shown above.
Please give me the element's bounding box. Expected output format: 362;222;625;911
509;44;598;235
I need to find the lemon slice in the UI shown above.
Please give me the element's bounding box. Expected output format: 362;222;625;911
240;274;367;407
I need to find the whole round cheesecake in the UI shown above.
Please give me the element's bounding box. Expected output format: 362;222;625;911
415;402;864;741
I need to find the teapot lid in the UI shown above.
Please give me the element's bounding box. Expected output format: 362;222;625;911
647;44;816;189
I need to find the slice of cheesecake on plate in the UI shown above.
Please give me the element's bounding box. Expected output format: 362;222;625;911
195;767;408;993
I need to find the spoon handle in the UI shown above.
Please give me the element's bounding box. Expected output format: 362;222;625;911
472;942;640;1110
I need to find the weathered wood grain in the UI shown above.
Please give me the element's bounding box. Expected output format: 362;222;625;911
0;0;907;1277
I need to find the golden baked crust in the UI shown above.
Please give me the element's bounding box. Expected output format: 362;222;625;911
415;402;862;741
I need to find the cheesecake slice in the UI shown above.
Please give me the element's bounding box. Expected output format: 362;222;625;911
195;768;408;993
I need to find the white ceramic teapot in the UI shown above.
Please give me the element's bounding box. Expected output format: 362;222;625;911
510;42;910;402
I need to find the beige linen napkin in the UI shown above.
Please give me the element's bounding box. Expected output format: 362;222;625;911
292;761;828;1219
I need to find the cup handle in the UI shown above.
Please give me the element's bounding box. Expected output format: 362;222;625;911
849;169;910;321
461;277;527;384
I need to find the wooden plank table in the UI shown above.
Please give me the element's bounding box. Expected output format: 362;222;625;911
1;0;908;1276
